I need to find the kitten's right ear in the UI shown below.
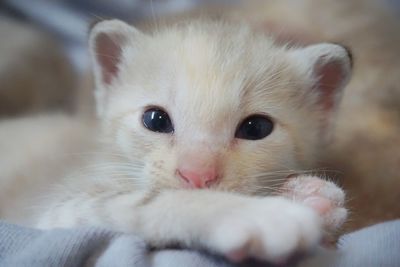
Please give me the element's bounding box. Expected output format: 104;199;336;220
89;20;140;116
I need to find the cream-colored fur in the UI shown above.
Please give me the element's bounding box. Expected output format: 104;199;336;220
234;0;400;231
156;0;400;231
0;19;350;262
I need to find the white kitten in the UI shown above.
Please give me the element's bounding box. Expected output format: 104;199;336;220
1;19;351;263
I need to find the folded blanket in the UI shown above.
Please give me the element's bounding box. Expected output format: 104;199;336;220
1;220;399;267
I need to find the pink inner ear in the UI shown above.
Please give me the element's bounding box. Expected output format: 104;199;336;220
95;33;123;85
315;60;344;111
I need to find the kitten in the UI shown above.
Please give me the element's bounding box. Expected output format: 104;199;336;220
148;0;400;231
1;19;351;262
233;0;400;231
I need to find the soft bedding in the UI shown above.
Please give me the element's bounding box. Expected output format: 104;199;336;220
1;220;399;267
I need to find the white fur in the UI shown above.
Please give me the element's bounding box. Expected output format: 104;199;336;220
1;19;351;262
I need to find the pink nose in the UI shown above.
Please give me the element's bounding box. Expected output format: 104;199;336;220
177;168;218;188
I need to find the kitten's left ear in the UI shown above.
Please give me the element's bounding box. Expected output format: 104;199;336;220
291;43;353;112
89;20;141;116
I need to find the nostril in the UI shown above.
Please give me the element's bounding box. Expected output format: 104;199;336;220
205;177;218;187
176;168;218;189
177;170;190;183
177;169;201;188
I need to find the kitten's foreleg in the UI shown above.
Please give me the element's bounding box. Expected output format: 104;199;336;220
38;190;322;263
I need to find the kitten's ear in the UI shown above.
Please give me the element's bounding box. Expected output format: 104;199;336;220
89;20;140;116
291;43;352;112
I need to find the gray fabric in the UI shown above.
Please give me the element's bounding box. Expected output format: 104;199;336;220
334;219;400;267
299;220;400;267
0;220;399;267
0;222;232;267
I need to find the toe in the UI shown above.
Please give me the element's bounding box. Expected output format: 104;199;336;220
303;196;332;215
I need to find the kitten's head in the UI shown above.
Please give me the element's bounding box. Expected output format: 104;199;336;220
89;19;352;194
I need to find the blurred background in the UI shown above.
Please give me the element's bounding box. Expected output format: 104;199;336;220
0;0;399;232
1;0;240;74
0;0;240;116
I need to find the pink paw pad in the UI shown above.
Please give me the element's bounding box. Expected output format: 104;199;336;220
281;175;347;232
303;196;332;215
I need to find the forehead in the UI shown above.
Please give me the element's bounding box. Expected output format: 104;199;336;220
119;23;299;127
171;23;288;91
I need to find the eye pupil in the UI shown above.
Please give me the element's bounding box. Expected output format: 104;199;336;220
235;115;273;140
142;108;174;133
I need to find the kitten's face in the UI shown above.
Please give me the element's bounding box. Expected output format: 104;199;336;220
90;20;351;195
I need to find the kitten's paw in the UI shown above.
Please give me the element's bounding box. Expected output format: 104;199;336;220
281;175;347;232
208;198;321;263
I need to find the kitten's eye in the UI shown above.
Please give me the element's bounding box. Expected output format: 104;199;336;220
142;108;174;133
235;115;273;140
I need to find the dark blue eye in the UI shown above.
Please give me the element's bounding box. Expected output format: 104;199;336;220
235;115;273;140
142;108;174;133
